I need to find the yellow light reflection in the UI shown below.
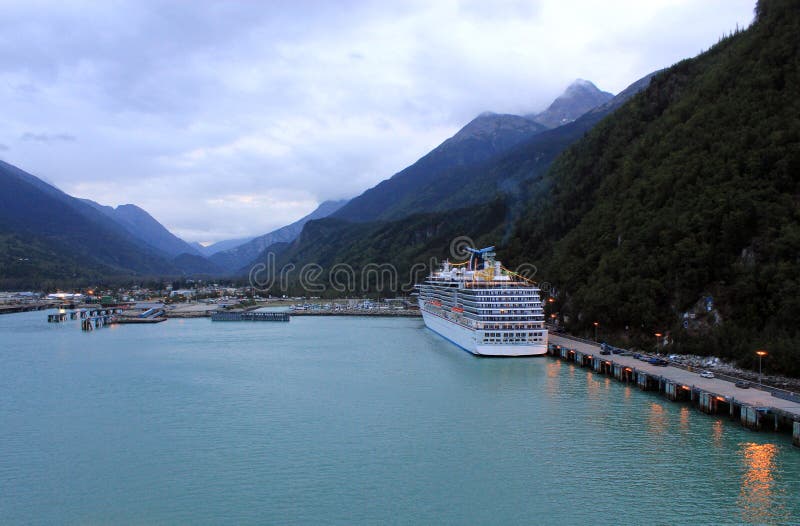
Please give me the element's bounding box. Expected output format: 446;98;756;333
545;360;561;397
648;402;667;438
712;420;723;449
679;406;690;433
586;372;601;400
738;442;786;524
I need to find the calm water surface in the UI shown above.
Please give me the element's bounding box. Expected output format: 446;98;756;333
1;310;798;525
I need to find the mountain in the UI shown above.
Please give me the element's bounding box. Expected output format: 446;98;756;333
170;253;222;275
193;237;254;257
528;79;614;128
210;199;349;273
329;78;645;228
331;113;547;222
81;200;199;258
509;0;800;374
0;160;177;287
250;73;654;288
255;198;508;297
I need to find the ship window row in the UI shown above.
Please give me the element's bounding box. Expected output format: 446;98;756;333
480;323;545;330
458;304;542;308
482;331;545;344
423;286;540;296
479;316;545;321
470;290;541;296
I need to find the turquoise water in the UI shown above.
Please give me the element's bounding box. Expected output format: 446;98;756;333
1;310;798;525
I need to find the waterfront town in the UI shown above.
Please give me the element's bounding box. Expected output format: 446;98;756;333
0;283;420;318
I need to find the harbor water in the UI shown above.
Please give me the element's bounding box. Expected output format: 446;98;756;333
1;310;798;524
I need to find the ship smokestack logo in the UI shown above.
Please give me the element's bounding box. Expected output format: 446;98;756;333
449;236;475;261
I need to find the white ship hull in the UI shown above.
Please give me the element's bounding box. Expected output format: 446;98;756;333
421;310;547;357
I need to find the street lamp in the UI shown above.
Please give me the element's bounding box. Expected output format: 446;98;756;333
593;321;599;342
654;333;662;352
756;350;767;385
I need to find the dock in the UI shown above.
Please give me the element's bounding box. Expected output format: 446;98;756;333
549;334;800;448
116;317;167;324
211;311;290;322
290;309;421;317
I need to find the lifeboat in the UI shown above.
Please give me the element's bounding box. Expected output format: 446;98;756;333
452;306;464;313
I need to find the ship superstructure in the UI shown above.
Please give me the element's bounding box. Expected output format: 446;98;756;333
418;246;547;356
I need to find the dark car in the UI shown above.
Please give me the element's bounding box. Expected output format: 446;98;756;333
649;358;668;367
735;380;751;389
600;349;611;355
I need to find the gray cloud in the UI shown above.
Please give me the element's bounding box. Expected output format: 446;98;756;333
0;0;756;242
20;132;76;143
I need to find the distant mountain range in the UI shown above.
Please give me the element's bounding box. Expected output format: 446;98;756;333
0;155;351;284
0;160;180;287
0;77;628;286
209;199;349;273
192;237;253;257
81;199;200;258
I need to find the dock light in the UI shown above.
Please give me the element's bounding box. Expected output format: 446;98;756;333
681;385;690;391
624;367;632;372
716;396;726;402
756;350;767;385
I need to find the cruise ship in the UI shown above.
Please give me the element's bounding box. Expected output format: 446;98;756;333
418;246;548;356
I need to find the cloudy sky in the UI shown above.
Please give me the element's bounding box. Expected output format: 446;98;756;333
0;0;755;243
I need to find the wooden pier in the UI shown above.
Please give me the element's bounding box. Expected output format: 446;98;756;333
549;334;800;448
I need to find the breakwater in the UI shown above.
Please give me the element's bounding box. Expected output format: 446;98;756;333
211;311;290;322
290;309;421;317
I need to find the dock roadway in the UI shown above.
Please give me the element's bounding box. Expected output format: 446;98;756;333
549;334;800;446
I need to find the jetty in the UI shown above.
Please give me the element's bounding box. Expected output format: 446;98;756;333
549;334;800;448
5;301;63;315
211;311;290;322
290;308;420;317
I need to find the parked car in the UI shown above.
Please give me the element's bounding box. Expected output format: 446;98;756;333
600;349;611;355
700;371;715;379
651;359;669;367
735;380;751;389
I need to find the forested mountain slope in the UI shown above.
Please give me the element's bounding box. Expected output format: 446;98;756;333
509;0;800;374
